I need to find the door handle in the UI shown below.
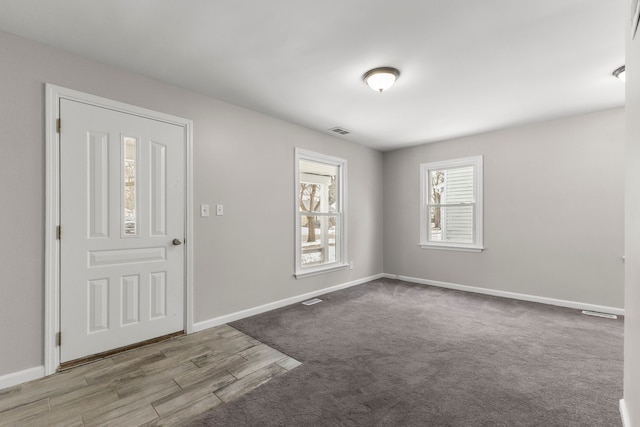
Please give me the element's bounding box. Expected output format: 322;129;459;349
172;239;183;246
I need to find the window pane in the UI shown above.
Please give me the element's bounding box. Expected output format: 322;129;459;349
429;170;444;204
123;137;137;236
300;214;338;268
299;160;338;213
431;166;474;204
429;205;474;243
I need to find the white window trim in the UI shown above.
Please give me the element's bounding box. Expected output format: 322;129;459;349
294;148;348;278
419;156;484;252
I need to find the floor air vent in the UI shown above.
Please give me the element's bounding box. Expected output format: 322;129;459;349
302;298;323;306
582;310;618;319
329;127;351;135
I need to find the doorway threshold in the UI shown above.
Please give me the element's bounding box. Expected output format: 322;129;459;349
59;331;184;371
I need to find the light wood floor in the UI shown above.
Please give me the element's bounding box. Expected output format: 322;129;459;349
0;324;301;426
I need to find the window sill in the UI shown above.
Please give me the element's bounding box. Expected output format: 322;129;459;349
419;242;484;253
294;263;349;279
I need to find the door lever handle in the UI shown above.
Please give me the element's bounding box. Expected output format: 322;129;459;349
172;239;183;246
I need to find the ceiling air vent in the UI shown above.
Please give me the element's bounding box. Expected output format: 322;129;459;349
329;126;351;135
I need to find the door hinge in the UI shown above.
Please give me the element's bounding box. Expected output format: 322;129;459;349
56;118;61;134
56;225;61;240
56;332;61;346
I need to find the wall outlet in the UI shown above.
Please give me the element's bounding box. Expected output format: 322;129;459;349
200;204;209;217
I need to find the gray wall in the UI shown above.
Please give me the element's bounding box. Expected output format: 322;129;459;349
383;109;625;309
0;30;384;377
624;11;640;425
0;27;626;383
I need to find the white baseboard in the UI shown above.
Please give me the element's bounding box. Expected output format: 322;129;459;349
0;366;44;391
621;399;631;427
2;272;621;391
193;273;385;332
0;274;384;391
386;274;625;316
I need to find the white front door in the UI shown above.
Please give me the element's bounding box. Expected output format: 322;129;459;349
59;98;185;363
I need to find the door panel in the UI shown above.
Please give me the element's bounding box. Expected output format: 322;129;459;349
60;99;185;363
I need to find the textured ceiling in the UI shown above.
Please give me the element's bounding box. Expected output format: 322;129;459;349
0;0;626;150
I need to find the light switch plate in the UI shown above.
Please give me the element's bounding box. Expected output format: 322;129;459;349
200;204;209;217
216;204;224;216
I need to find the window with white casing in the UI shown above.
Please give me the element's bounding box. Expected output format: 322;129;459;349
295;148;347;278
420;156;484;252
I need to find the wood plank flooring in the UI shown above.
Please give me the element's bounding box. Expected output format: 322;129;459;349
0;324;301;426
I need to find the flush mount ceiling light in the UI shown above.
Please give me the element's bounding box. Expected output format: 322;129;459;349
613;65;626;82
363;67;400;93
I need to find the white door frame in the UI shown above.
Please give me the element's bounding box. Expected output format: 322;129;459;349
44;84;194;375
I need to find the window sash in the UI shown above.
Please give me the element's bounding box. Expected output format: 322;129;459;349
298;211;339;216
427;204;476;244
427;202;476;208
298;213;341;268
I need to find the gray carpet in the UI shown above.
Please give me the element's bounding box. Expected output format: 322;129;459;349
191;279;623;426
